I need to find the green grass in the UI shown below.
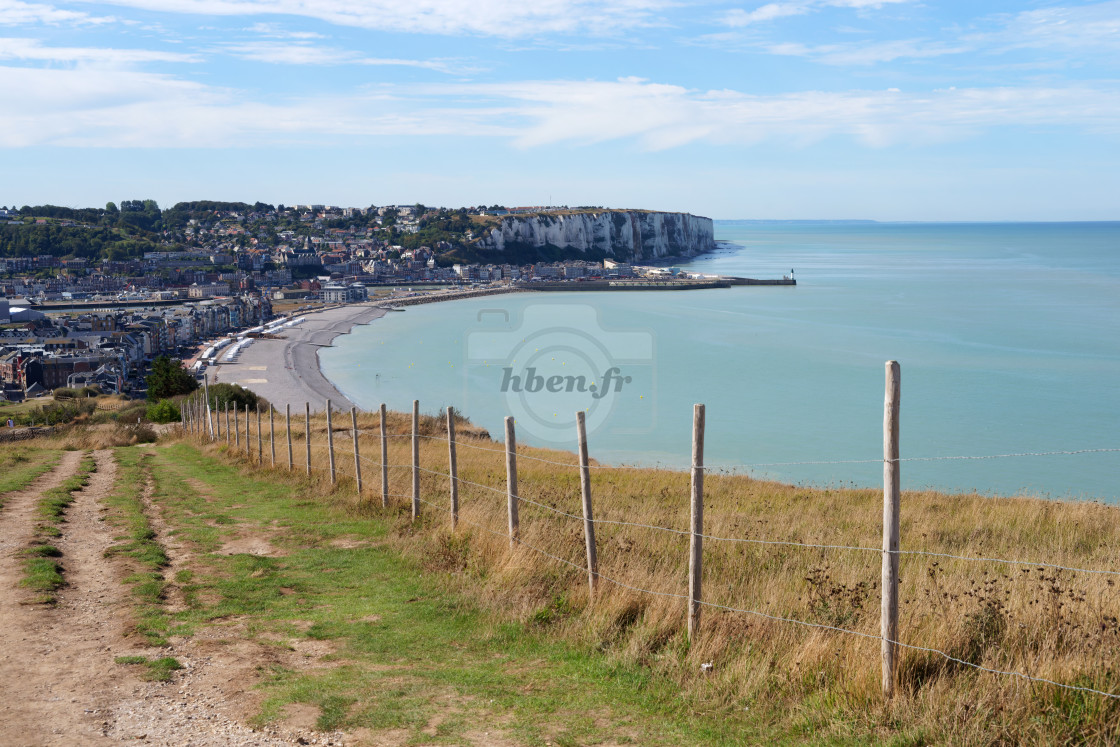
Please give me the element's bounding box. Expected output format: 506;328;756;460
0;447;61;499
139;442;766;745
21;556;64;599
36;455;95;523
103;448;171;644
20;453;96;604
114;655;185;682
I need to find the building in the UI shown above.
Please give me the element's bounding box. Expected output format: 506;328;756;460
320;283;368;304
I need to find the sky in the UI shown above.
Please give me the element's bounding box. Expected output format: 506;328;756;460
1;0;1118;220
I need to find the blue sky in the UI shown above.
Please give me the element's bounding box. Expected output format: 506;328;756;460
2;0;1118;219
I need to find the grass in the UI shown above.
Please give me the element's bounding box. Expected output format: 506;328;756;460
114;655;184;682
20;453;96;603
127;441;766;744
82;410;1119;744
0;447;61;499
102;447;172;644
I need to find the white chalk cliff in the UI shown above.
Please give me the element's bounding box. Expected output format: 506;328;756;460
474;211;715;260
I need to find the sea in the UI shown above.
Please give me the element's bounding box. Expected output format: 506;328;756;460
320;222;1120;502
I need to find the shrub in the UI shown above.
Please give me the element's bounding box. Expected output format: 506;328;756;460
206;382;266;412
146;399;181;424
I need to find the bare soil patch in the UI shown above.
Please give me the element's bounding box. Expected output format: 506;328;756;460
0;450;349;746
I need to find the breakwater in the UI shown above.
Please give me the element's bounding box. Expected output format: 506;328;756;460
377;286;525;307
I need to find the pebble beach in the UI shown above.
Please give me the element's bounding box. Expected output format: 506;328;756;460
207;304;387;413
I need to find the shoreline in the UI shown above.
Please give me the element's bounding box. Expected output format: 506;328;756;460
208;286;525;412
207;304;387;413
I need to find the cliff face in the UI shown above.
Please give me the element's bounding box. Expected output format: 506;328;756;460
475;211;715;260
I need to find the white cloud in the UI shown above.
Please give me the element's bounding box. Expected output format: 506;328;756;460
723;3;808;27
765;38;967;65
0;0;113;25
0;64;512;147
0;37;201;64
978;1;1120;52
71;0;673;37
2;67;1117;149
244;22;324;39
720;0;911;27
222;41;468;73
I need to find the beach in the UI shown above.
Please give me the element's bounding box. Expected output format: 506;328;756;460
207;286;523;413
207;304;386;412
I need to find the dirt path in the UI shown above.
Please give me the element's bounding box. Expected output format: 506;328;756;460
0;450;342;746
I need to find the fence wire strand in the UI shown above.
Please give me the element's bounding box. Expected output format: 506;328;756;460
412;491;1120;702
187;418;1120;700
214;433;1120;579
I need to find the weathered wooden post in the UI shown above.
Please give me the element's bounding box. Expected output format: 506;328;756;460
688;403;705;642
234;401;240;449
256;403;263;464
576;410;598;598
326;399;336;485
504;416;519;547
411;400;420;520
351;406;362;495
304;402;311;477
270;405;276;467
380;403;389;508
285;403;293;471
882;361;902;698
225;402;231;445
446;406;458;529
244;403;250;456
203;376;213;440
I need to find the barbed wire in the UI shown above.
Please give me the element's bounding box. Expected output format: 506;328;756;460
193;430;1120;578
351;426;1119;471
186;429;1120;698
414;494;1120;702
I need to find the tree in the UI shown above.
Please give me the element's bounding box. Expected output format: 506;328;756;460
146;356;198;400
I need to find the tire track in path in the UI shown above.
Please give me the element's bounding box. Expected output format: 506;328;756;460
0;448;336;746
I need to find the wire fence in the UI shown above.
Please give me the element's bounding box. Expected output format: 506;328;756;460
177;380;1120;703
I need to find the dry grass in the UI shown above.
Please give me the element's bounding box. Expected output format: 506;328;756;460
43;422;160;451
175;409;1120;743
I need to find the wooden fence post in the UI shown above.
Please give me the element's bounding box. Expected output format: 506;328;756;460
256;403;263;464
380;403;389;508
688;403;705;642
326;400;336;485
270;405;276;467
244;404;250;456
411;400;420;520
234;401;240;449
216;399;222;440
203;377;213;440
225;402;230;445
505;416;519;547
304;402;311;477
447;406;458;529
576;410;598;598
351;407;362;495
882;361;901;699
285;403;293;471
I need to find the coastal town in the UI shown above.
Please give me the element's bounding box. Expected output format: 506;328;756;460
0;201;783;401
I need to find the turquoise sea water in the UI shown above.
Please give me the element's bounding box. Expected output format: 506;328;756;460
321;222;1120;501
